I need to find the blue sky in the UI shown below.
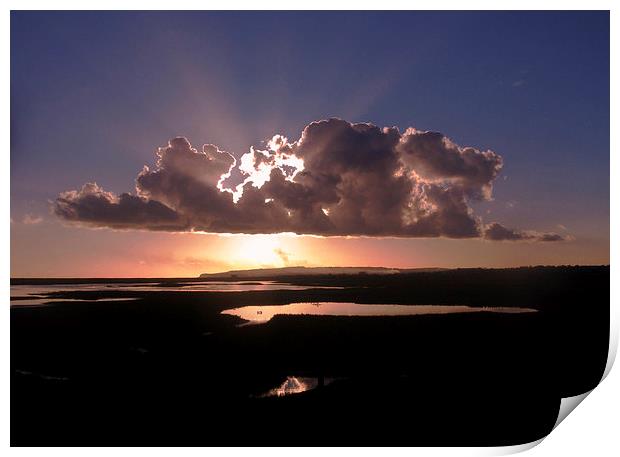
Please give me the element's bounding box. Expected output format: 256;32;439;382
10;11;609;275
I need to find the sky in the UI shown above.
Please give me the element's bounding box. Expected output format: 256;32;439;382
10;11;609;277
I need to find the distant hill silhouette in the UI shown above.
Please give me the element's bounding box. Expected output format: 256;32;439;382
199;266;447;279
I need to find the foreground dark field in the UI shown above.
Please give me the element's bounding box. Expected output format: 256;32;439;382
11;266;609;446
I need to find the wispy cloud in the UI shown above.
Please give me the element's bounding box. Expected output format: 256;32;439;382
484;222;570;242
274;248;290;265
22;214;43;225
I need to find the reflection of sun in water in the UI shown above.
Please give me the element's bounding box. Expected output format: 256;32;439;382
256;376;337;398
259;377;316;397
233;234;287;268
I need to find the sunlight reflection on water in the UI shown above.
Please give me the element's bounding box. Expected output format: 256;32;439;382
257;376;338;398
222;302;537;324
9;281;343;306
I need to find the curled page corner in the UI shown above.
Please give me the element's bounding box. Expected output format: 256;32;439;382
553;390;593;430
485;383;605;455
548;338;614;437
484;392;592;457
548;304;618;439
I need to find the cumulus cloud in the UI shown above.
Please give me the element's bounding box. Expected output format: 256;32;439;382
55;182;187;230
53;118;566;241
397;128;503;200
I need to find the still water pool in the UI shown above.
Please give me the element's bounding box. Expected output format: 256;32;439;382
222;302;537;324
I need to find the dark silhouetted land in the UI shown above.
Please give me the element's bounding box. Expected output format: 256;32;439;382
199;266;448;278
11;266;609;446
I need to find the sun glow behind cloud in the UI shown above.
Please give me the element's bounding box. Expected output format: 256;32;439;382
231;234;289;268
53;119;568;243
11;220;608;278
231;134;305;203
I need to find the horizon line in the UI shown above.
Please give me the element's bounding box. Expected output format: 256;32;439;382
9;263;610;281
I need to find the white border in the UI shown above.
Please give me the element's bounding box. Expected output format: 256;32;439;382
3;2;617;455
1;1;618;10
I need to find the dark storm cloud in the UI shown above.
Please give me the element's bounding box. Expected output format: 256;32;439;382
54;118;567;241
